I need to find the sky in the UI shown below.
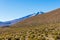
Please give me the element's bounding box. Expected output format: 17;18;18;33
0;0;60;22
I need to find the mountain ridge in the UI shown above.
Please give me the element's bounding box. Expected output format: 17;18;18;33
11;8;60;27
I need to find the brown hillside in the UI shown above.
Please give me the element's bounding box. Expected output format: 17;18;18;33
11;8;60;27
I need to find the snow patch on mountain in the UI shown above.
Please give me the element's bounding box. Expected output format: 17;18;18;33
0;11;44;27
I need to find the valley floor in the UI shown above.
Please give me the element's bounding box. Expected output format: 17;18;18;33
0;23;60;40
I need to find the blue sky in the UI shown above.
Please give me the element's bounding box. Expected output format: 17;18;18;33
0;0;60;22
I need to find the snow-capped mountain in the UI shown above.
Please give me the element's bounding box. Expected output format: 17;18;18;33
0;12;43;27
